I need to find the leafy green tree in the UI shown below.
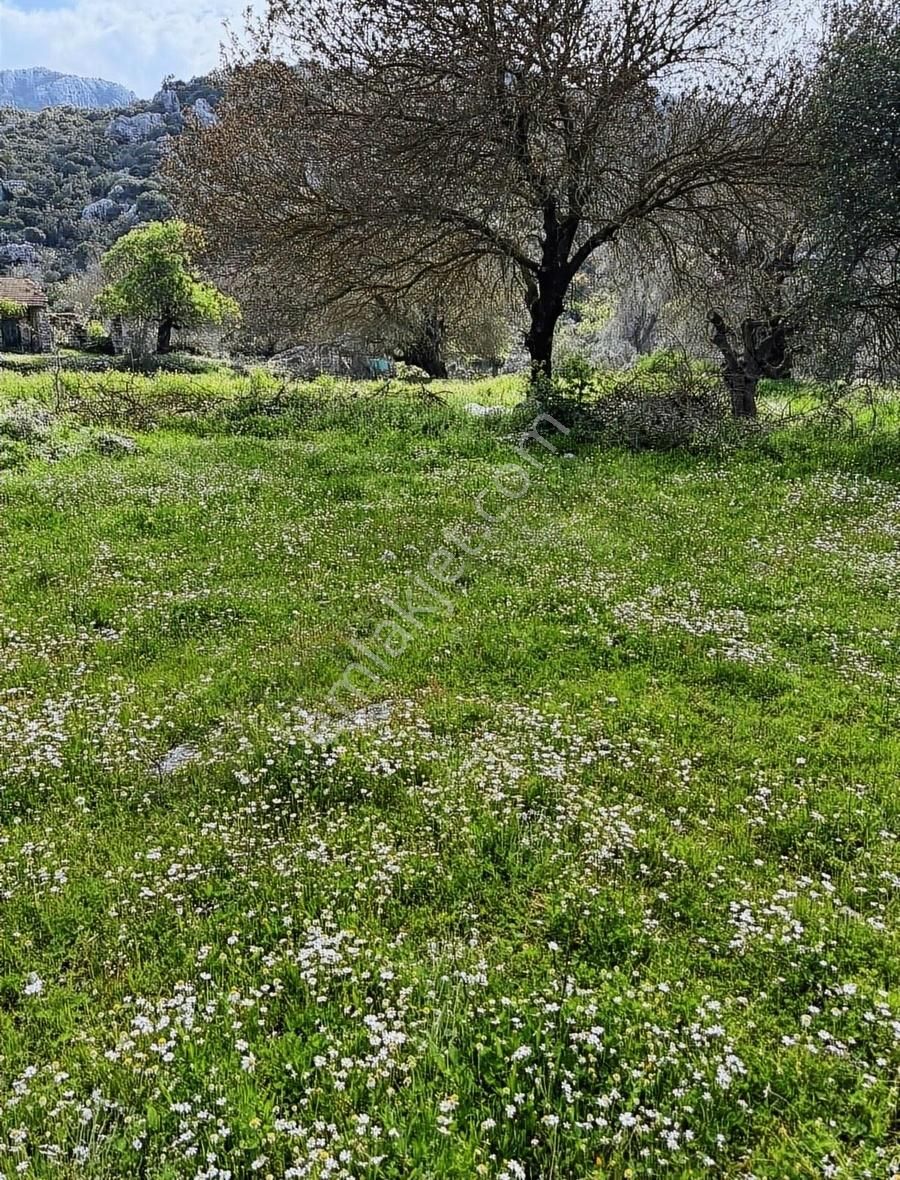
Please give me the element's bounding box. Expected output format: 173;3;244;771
806;0;900;376
97;220;239;353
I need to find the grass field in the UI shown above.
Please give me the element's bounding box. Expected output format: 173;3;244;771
0;369;898;1178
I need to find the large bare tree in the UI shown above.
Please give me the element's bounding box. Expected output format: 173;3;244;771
171;0;805;380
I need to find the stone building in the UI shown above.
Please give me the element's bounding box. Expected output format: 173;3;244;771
0;277;53;352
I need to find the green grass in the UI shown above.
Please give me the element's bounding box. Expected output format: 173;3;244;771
0;370;898;1178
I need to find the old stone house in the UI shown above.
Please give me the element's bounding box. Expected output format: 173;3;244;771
0;277;53;353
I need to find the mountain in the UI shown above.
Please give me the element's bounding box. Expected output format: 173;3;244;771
0;67;137;111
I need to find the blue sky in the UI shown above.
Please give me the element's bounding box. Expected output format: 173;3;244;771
0;0;248;96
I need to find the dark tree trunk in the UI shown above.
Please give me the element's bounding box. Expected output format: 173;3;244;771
723;369;759;418
401;311;447;377
708;310;759;419
757;240;797;378
523;198;581;384
525;285;565;381
743;316;792;379
156;317;175;354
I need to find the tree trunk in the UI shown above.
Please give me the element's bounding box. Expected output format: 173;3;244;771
723;368;759;418
708;310;759;419
744;316;792;379
524;198;579;384
401;311;447;377
525;289;565;382
156;317;175;354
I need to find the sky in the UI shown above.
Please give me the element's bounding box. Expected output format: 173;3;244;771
0;0;248;97
0;0;823;101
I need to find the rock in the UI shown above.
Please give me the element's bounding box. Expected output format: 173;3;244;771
0;67;136;111
153;86;181;116
464;402;505;417
191;98;217;128
396;362;432;384
156;743;199;775
94;432;138;456
107;112;166;143
81;198;119;222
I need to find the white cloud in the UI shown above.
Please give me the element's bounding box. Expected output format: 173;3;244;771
0;0;251;96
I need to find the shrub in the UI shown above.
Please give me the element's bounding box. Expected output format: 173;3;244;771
0;298;26;320
0;437;29;470
592;384;732;451
630;348;718;381
630;347;691;377
528;354;737;451
0;401;54;442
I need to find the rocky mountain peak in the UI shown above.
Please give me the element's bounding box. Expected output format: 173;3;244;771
0;67;136;111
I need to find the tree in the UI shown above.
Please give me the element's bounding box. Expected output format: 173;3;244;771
170;0;805;383
55;260;106;315
671;0;900;411
97;220;239;353
805;0;900;378
699;228;801;417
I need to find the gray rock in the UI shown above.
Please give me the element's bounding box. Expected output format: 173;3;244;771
0;67;136;111
153;86;181;116
191;98;217;128
81;198;120;223
107;112;166;143
94;432;138;456
464;402;505;417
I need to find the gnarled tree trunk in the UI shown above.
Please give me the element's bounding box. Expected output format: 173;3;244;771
708;310;760;418
156;316;176;354
401;310;448;377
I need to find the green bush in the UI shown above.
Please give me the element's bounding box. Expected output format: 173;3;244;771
525;354;736;451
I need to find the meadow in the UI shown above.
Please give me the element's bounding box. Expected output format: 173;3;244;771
0;364;898;1178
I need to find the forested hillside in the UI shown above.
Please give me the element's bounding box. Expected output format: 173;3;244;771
0;76;219;289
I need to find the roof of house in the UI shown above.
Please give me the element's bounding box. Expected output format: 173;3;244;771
0;277;47;309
